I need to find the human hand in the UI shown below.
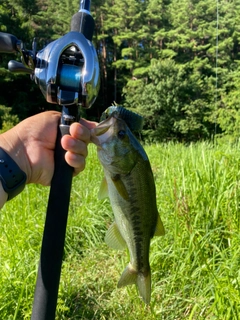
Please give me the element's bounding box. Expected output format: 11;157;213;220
0;111;97;186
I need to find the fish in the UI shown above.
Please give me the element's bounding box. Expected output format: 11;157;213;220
90;111;165;304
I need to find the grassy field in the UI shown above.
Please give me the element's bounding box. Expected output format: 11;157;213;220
1;142;240;319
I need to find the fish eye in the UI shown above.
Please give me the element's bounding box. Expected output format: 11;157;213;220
118;130;126;139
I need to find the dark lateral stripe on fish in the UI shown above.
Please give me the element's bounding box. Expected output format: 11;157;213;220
127;176;149;271
131;216;141;224
135;240;143;269
133;226;141;232
135;241;149;271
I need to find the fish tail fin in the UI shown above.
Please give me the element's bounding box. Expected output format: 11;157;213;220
136;271;151;304
117;264;151;304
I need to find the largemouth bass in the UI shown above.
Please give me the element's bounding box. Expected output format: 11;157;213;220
91;111;165;304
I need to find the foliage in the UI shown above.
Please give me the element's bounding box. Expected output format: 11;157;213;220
0;105;19;133
214;65;240;142
1;143;240;318
124;59;215;141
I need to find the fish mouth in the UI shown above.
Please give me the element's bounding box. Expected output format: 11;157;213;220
90;116;117;147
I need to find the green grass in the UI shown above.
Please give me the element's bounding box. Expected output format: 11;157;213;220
1;142;240;319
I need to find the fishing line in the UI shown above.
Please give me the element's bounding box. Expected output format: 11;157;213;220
214;0;219;138
79;0;90;32
79;0;85;32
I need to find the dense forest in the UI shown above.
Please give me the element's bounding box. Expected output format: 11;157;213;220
0;0;239;141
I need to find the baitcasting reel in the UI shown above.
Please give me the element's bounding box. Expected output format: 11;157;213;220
0;5;100;109
34;31;99;108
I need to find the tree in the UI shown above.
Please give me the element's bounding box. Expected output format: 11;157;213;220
124;59;215;141
214;64;240;140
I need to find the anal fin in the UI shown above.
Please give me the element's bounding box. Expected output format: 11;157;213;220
105;221;126;250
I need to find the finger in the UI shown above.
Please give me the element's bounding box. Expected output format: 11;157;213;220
61;136;88;158
64;152;86;175
69;122;91;143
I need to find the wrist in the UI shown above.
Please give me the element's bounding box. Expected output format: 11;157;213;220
0;147;27;200
0;128;30;184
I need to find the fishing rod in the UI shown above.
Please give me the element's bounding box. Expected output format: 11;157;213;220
0;0;99;319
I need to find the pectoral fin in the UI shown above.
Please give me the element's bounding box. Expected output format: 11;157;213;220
105;221;127;250
154;214;165;236
111;174;129;201
98;177;109;199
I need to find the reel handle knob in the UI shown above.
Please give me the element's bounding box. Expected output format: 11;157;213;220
0;32;19;53
8;60;33;74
